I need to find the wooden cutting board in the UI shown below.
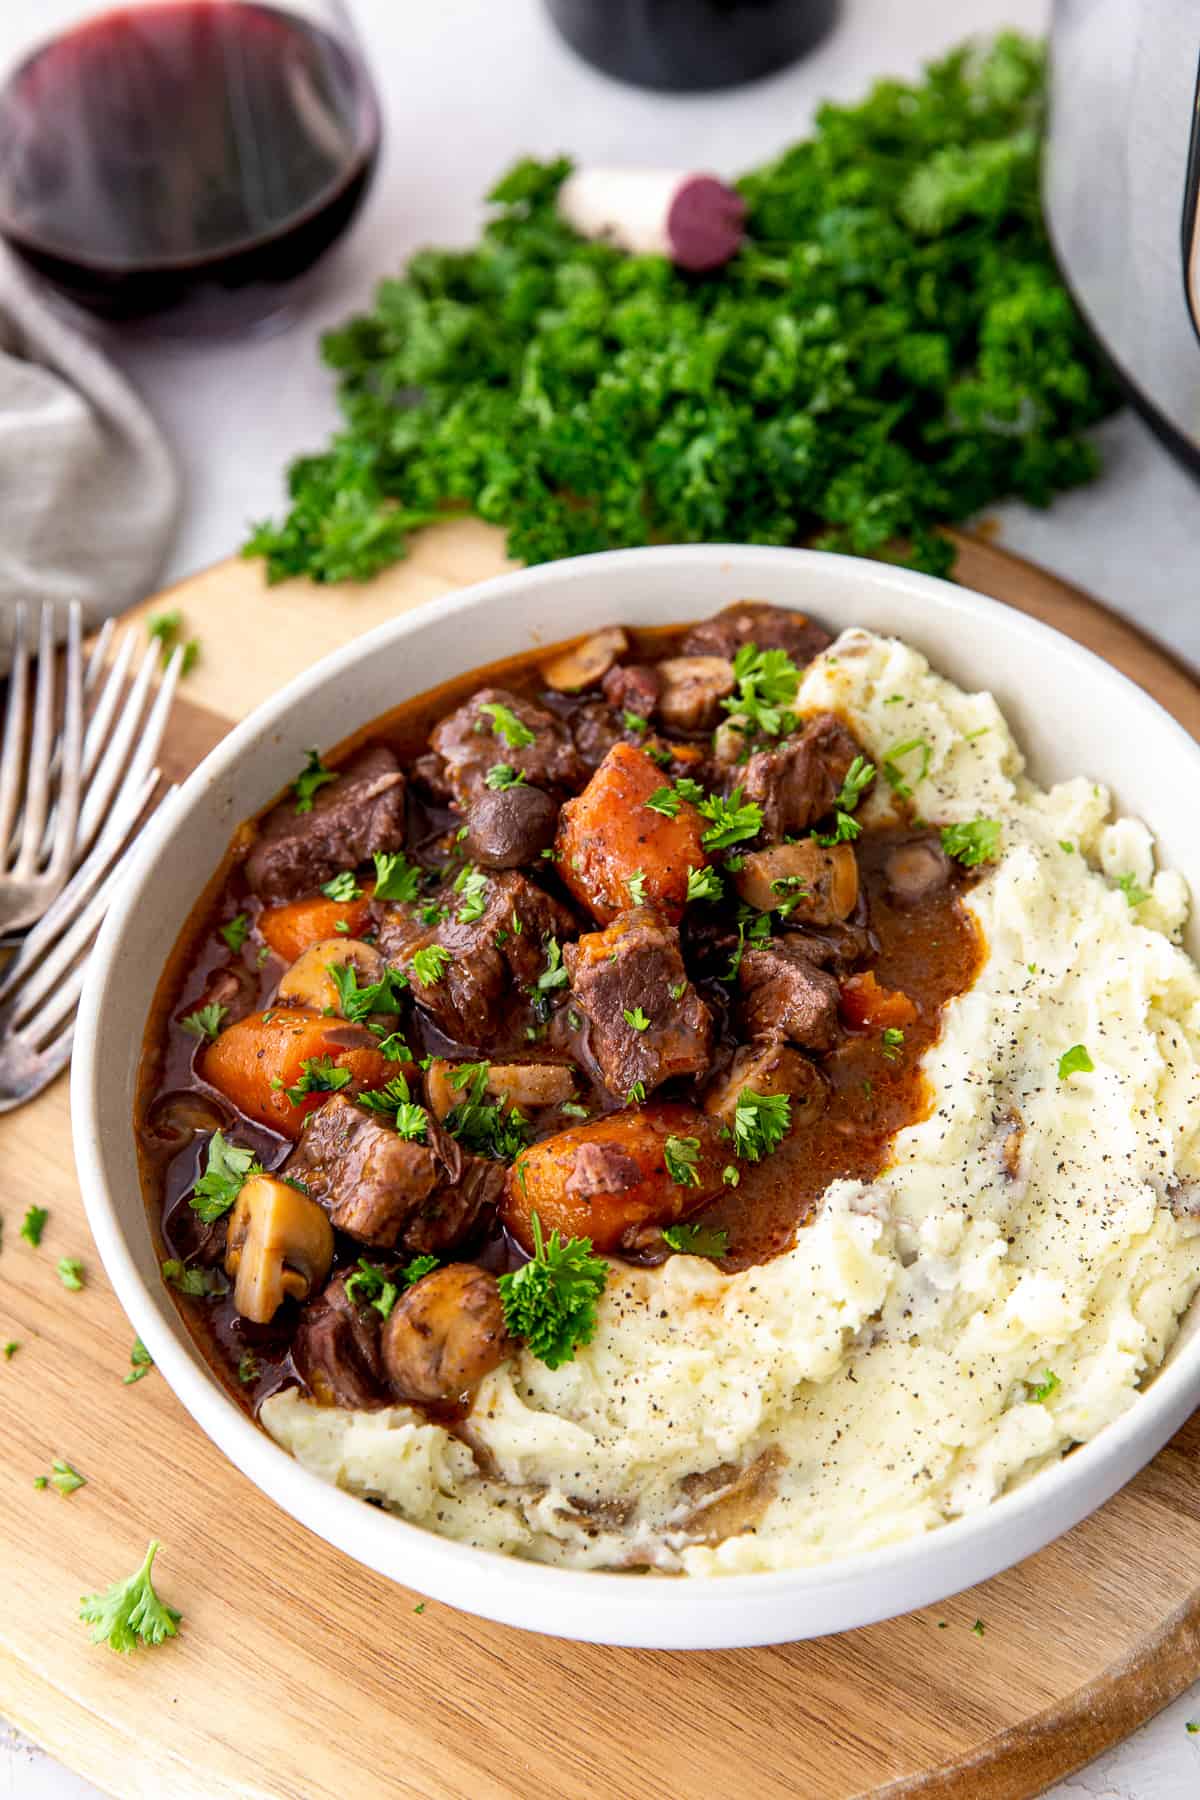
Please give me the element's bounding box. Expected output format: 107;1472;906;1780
3;520;1200;1800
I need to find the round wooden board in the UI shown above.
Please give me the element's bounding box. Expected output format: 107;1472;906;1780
2;520;1199;1800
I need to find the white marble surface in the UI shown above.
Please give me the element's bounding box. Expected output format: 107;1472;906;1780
1;0;1198;1795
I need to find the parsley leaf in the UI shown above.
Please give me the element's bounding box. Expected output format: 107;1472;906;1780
722;645;800;739
622;710;648;736
320;869;362;902
497;1213;608;1369
180;1002;227;1042
941;818;1001;866
814;810;862;847
732;1090;791;1162
124;1339;154;1385
662;1222;728;1257
1114;871;1150;907
454;864;490;923
686;864;724;903
1058;1043;1094;1080
444;1062;531;1162
410;944;452;987
622;1006;651;1032
147;609;181;648
626;869;648;906
57;1257;84;1291
372;850;423;904
20;1205;48;1247
345;1257;400;1318
881;1026;906;1060
219;914;250;955
698;786;763;850
359;1072;419;1115
42;1459;87;1496
644;786;681;817
664;1135;702;1186
627;1079;647;1105
282;1055;352;1106
479;701;535;748
190;1131;263;1223
882;738;931;798
293;748;336;814
1030;1369;1059;1402
327;960;408;1024
834;755;875;812
485;762;526;790
79;1540;181;1654
535;936;570;992
161;1259;225;1298
722;909;771;982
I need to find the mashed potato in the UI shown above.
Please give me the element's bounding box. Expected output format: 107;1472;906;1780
262;630;1200;1574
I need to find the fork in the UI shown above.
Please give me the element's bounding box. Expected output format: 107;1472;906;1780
0;600;83;932
0;619;184;1110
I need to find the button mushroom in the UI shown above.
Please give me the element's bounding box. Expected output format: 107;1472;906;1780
276;937;385;1015
884;836;953;907
381;1263;514;1405
224;1174;334;1324
463;784;559;869
703;1041;827;1131
424;1057;576;1120
655;655;736;734
734;840;859;925
541;627;630;693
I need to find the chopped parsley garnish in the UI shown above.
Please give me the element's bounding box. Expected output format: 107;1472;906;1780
403;1254;440;1286
698;786;763;851
161;1259;224;1298
147;609;181;647
293;748;336;814
941;818;1001;867
771;874;810;919
881;1026;906;1060
664;1136;702;1187
721;645;800;739
3;1342;19;1359
180;639;200;676
79;1540;181;1654
57;1258;84;1291
1114;871;1150;907
626;869;648;906
644;742;673;769
686;865;723;903
345;1258;399;1318
358;1073;428;1140
374;1029;411;1061
20;1205;48;1247
497;1213;608;1370
882;737;931;798
190;1131;263;1223
394;1101;429;1141
722;1164;740;1187
1031;1369;1060;1402
485;762;526;790
372;849;423;904
560;1101;590;1119
40;1459;87;1496
124;1339;154;1385
454;864;490;923
535;937;570;992
237;1353;260;1384
722;909;772;983
644;786;680;817
662;1222;728;1257
1058;1043;1094;1080
219;913;250;955
410;944;452;987
444;1062;530;1161
180;1002;227;1042
971;1619;985;1639
479;701;535;748
627;1080;647;1105
674;777;706;804
622;710;648;735
320;869;362;902
814;810;863;847
732;1090;791;1162
282;1055;352;1107
623;1006;651;1032
327;959;407;1024
834;755;875;812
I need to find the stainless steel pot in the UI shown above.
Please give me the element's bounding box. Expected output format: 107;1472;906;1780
1046;0;1200;469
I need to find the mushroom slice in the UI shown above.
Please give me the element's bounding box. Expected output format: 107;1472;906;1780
734;840;859;924
656;656;736;733
425;1057;575;1121
541;628;630;693
702;1042;826;1132
276;937;385;1016
224;1174;334;1324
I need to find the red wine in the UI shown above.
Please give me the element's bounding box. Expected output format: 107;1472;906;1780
545;0;838;94
0;2;381;327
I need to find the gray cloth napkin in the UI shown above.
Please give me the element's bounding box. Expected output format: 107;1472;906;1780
0;246;179;661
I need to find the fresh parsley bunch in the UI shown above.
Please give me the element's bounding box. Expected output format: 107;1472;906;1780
245;34;1114;588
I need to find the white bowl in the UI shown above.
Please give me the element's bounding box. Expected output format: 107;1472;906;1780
72;545;1200;1649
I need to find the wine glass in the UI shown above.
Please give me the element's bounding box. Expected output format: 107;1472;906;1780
0;0;381;333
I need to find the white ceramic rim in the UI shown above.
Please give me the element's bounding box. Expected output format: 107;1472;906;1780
71;544;1200;1649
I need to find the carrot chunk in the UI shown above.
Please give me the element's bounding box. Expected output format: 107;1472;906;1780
555;742;708;925
258;889;373;962
839;970;918;1032
202;1008;400;1139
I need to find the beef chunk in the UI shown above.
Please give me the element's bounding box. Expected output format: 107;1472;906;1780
245;747;407;905
429;687;584;808
293;1274;388;1409
884;835;953;906
464;784;558;869
738;939;840;1049
655;656;736;733
601;661;660;721
741;713;863;841
392;869;575;1045
681;601;833;666
786;913;876;975
284;1094;494;1253
571;700;624;768
564;908;713;1097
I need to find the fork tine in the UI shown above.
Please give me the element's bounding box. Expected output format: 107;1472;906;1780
45;601;83;881
15;603;57;874
74;634;160;853
80;625;137;791
83;617;115;693
0;768;163;1005
0;601;29;856
6;856;127;1037
0;1022;73;1114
